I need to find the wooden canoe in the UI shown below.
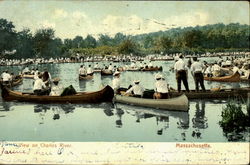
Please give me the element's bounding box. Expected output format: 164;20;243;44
114;94;189;111
22;74;34;79
1;85;114;104
101;70;113;76
79;75;93;80
204;71;240;82
140;66;163;71
170;87;250;99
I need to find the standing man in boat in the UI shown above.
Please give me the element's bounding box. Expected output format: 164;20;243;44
125;80;145;97
1;70;11;85
79;65;87;77
190;57;206;92
112;71;121;94
153;74;170;99
174;55;190;93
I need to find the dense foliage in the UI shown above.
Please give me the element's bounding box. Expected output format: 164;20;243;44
0;18;249;59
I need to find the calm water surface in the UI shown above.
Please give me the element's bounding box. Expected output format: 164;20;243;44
0;58;249;142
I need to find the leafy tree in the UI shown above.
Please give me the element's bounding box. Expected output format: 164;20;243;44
84;35;97;48
118;39;138;55
0;18;17;55
15;28;34;58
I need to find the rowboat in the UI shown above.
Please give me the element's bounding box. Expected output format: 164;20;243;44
1;85;114;104
79;75;93;80
140;66;163;71
204;71;240;82
101;70;113;76
170;87;250;99
114;94;189;111
22;74;34;79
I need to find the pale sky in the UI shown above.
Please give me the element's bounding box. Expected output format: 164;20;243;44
0;1;249;39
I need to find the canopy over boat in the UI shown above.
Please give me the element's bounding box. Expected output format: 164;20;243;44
1;85;114;104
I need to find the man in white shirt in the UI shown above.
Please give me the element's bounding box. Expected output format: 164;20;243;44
50;78;64;96
1;70;11;85
87;65;93;76
125;80;144;97
204;64;213;77
33;74;47;95
108;63;113;71
211;63;221;77
79;65;87;76
190;57;206;92
112;71;121;94
174;55;190;92
153;74;170;99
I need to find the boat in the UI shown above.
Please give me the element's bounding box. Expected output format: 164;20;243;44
170;87;250;99
79;75;93;80
101;70;113;76
1;85;114;104
0;76;23;87
140;66;163;71
22;74;34;79
114;94;189;111
204;71;240;82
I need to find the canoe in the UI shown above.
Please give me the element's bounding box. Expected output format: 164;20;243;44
140;66;163;71
22;74;34;79
79;75;93;80
204;71;240;82
1;85;114;104
101;70;113;76
170;87;250;99
114;94;189;111
0;76;23;87
240;77;250;83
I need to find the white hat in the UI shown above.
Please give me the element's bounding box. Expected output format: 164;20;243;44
133;80;140;84
113;71;120;76
155;74;163;80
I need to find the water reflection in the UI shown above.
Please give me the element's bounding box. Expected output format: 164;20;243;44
115;108;124;128
191;100;208;139
33;104;76;124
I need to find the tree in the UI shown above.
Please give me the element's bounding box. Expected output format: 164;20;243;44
118;39;138;55
113;33;126;46
33;28;56;57
0;18;17;55
98;34;113;46
153;36;173;53
84;35;97;48
72;36;85;48
15;28;34;58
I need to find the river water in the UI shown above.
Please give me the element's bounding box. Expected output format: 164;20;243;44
0;57;249;142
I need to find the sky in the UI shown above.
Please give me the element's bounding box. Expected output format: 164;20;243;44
0;1;249;39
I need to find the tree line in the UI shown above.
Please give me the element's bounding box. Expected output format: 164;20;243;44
0;18;249;59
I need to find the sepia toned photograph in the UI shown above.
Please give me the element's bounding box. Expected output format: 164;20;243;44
0;0;249;164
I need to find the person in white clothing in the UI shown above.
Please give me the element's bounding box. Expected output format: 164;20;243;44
190;57;206;92
125;80;144;97
50;78;64;96
204;64;213;77
148;61;153;67
79;65;87;76
174;55;189;92
153;74;170;99
108;63;113;71
87;65;93;75
1;70;11;85
211;63;221;77
112;71;121;94
33;74;48;95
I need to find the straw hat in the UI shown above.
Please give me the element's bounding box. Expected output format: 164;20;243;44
155;73;163;80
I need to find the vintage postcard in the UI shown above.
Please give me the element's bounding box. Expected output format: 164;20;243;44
0;0;249;164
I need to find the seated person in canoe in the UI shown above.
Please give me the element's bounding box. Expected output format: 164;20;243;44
87;65;94;76
153;74;170;99
125;80;145;97
50;78;64;96
79;65;87;77
42;69;51;87
33;74;50;95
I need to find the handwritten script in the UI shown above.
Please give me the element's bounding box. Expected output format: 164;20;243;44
0;141;249;164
